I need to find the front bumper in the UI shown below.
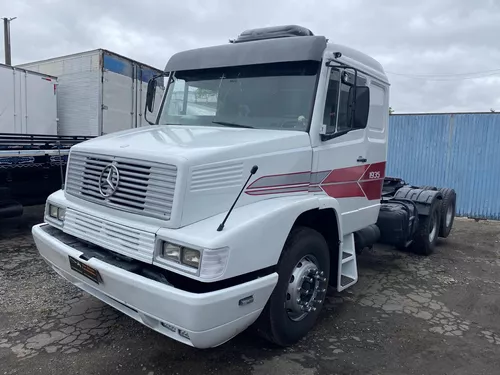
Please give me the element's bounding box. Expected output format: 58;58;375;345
32;223;278;348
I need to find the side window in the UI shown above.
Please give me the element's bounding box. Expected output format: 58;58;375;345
336;84;351;132
167;78;186;115
322;70;340;132
322;69;368;134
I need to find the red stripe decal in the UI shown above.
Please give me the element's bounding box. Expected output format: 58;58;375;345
321;182;365;198
322;165;367;184
247;171;311;190
246;187;309;196
359;180;384;200
245;161;386;199
360;162;386;180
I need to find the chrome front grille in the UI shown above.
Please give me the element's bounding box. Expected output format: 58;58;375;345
66;152;177;220
64;209;155;262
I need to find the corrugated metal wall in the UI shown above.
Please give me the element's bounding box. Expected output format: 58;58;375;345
387;113;500;220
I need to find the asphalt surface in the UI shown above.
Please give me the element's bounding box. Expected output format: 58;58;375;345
1;206;499;375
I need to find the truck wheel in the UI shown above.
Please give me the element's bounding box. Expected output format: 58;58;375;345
420;185;437;191
438;188;456;238
254;226;330;346
411;203;439;256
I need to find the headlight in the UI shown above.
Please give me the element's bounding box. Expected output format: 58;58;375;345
161;243;182;263
57;207;66;221
158;241;229;278
47;203;66;226
182;248;201;269
160;242;201;270
49;204;59;218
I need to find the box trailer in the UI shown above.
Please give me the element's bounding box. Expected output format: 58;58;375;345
0;63;58;135
18;49;165;136
0;63;91;219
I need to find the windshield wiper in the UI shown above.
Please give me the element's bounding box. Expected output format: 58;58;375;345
212;121;254;129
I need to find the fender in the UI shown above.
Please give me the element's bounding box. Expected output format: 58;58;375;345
394;187;443;216
156;195;343;281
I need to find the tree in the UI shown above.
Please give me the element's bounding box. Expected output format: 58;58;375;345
389;106;395;115
195;88;213;103
490;108;496;113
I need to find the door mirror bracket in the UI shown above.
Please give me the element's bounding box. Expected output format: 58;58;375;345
320;129;351;141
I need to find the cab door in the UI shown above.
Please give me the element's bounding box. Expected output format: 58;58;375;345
311;68;385;235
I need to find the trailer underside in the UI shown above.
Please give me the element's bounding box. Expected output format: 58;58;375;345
0;134;92;219
354;177;456;256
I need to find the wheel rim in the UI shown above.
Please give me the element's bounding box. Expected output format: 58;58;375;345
446;204;453;227
429;211;438;242
285;255;327;322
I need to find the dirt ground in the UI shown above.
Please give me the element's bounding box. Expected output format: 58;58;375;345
1;206;499;375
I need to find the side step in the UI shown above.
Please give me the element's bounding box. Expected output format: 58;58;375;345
337;233;358;292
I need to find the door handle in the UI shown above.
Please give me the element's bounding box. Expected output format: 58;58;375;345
357;157;367;163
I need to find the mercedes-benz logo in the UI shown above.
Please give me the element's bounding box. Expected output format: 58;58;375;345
99;164;120;197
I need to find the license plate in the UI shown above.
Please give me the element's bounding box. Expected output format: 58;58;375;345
68;256;101;284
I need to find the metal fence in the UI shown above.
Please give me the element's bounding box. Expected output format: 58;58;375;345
387;113;500;220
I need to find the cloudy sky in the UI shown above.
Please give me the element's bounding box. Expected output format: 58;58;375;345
2;0;500;113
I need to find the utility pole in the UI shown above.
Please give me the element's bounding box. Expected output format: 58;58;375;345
2;17;16;65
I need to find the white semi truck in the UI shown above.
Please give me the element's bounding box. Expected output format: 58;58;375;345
32;26;457;348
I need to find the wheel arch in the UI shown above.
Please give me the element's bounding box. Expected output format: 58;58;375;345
290;204;341;285
292;207;340;251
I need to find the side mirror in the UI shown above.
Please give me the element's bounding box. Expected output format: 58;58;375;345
349;86;370;129
146;78;158;113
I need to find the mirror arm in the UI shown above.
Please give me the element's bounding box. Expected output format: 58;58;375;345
144;108;155;125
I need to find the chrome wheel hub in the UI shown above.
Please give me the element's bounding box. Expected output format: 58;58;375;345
285;255;327;322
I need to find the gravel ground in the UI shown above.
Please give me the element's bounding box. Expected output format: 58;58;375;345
1;206;500;375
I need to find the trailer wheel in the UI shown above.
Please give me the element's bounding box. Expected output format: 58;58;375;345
411;203;439;256
438;188;456;238
254;226;330;346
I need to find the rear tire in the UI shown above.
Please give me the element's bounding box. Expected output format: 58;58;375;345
254;226;330;346
438;188;456;238
411;203;439;256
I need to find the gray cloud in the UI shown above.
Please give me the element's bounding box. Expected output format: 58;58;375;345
2;0;500;113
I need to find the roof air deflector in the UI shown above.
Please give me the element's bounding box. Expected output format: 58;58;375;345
232;25;315;43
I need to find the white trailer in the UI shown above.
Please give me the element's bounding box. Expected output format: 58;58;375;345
0;63;90;219
18;49;165;136
0;63;58;135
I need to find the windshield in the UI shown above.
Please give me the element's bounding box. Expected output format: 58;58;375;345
158;61;319;131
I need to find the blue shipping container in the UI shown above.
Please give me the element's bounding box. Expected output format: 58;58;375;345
387;113;500;220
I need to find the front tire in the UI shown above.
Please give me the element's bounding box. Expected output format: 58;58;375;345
254;226;330;346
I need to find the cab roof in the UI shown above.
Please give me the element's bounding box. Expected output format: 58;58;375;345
164;25;387;83
164;35;327;72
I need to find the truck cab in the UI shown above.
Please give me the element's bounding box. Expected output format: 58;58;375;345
32;25;455;348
